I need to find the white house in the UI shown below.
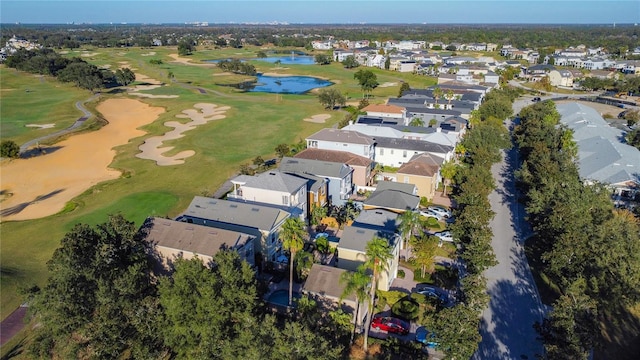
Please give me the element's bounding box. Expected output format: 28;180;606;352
306;128;375;161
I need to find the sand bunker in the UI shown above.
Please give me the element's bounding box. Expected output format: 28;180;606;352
379;82;398;88
0;98;164;221
80;52;99;57
141;52;157;56
25;123;56;129
136;103;230;166
128;73;179;99
303;114;331;123
168;53;216;67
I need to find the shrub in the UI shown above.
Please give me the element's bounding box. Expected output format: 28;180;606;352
391;296;420;320
397;269;405;279
1;140;20;158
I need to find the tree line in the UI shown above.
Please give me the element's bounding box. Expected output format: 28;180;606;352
4;48;135;91
22;214;349;359
514;101;640;359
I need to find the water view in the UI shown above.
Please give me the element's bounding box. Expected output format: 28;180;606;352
256;55;316;65
243;74;333;94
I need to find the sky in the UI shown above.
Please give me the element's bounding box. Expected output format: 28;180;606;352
1;0;639;25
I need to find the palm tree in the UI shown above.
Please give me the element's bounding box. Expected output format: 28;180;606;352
280;217;306;306
446;89;455;105
440;160;458;196
362;236;393;352
398;210;421;249
409;117;425;127
433;87;443;107
339;265;370;344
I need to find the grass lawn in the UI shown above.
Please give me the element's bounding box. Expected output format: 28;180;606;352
0;66;90;145
0;45;439;320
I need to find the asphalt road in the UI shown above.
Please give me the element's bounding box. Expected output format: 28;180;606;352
472;98;546;360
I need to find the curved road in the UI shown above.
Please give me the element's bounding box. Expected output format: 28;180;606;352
19;93;100;154
472;98;547;360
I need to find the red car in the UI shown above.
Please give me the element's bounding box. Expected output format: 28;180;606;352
371;316;410;335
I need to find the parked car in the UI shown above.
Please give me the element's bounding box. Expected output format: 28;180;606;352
427;205;452;218
420;209;443;221
532;97;541;102
413;284;455;307
371;316;410;335
434;231;454;242
415;327;439;349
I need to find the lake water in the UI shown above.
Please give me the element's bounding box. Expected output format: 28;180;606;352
256;55;316;65
243;74;332;94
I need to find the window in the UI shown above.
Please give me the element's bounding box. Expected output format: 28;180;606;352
404;176;410;183
403;150;407;158
309;140;318;148
379;148;384;155
390;149;394;155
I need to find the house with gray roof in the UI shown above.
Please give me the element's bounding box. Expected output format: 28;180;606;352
306;128;375;161
557;102;639;202
336;226;400;291
228;170;308;221
351;208;401;233
363;181;420;213
294;148;374;187
374;136;454;168
279;157;354;206
301;264;368;328
142;217;256;268
179;196;291;264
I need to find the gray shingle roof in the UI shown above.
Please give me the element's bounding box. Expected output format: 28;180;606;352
307;128;375;145
143;217;253;257
183;197;290;231
232;170;307;194
374;136;454;154
557;102;639;186
294;148;373;167
279;157;352;179
351;209;400;232
339;226;398;253
364;189;420;211
302;264;356;301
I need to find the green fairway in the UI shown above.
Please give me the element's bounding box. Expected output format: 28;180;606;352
0;45;438;320
0;66;90;145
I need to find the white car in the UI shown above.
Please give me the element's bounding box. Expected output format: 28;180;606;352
420;209;443;221
427;206;452;218
434;231;454;242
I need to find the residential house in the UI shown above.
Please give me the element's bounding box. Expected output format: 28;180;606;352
179;197;291;265
548;69;574;87
306;128;375;161
228;170;308;221
362;104;405;120
294;148;375;187
279;157;355;206
142;217;256;268
484;71;500;84
403;106;464;123
395;153;444;200
336;226;400;291
334;49;355;62
301;264;368;328
363;181;420;213
374;136;454;168
557;103;639;203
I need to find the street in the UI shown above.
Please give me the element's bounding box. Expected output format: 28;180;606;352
472;97;546;359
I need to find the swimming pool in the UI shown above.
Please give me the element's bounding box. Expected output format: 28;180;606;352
267;289;301;307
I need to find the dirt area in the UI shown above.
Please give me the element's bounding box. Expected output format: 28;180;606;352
303;114;331;123
168;53;216;67
0;98;164;221
555;100;625;118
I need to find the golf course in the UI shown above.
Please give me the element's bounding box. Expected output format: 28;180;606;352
0;45;437;320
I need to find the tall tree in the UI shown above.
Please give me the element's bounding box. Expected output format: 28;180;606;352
432;86;443;106
340;266;370;344
440;160;458;195
410;234;440;277
398;210;422;249
398;81;411;97
318;88;346;110
280;217;307;306
362;236;393;352
353;69;379;98
0;140;20;158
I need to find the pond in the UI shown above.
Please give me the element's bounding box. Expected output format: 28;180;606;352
256;55;316;65
240;74;333;94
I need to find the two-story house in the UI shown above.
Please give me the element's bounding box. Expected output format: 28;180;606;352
179;196;291;266
142;217;256;269
294;148;375;187
228;170;308;221
279;157;355;206
306;128;375;161
374;136;454;168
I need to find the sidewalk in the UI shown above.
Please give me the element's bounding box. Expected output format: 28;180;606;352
0;305;28;346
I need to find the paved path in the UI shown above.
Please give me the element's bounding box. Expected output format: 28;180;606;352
0;305;28;346
472;102;546;359
19;93;99;154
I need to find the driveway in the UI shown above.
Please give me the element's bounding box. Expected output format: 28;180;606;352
472;115;546;359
